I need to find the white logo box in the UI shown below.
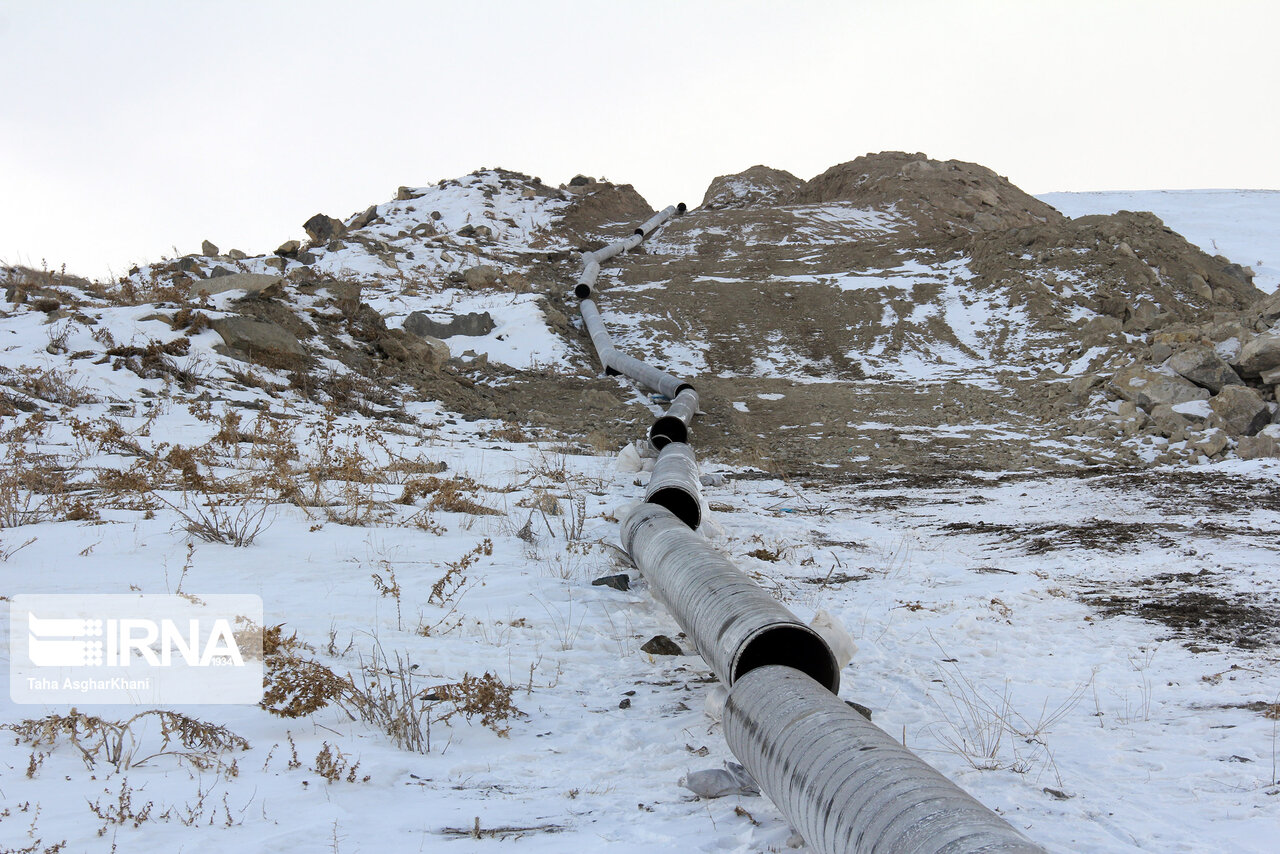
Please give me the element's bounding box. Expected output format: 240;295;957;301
11;594;263;704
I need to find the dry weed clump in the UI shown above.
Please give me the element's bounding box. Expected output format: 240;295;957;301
312;742;369;783
428;672;521;737
4;709;249;773
399;474;502;516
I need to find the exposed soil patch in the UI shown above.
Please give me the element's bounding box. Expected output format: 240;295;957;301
939;518;1186;552
1082;570;1280;650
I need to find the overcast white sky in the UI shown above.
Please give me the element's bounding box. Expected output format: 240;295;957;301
3;0;1277;281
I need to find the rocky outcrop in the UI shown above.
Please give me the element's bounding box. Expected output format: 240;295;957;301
303;213;347;244
190;273;283;299
1110;365;1209;410
211;316;307;367
1207;385;1271;436
1165;346;1243;393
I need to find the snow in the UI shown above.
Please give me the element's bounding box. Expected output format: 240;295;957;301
1038;190;1280;293
2;182;1279;854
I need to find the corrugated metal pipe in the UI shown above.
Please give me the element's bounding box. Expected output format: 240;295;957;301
649;387;700;448
620;503;839;693
579;299;691;396
724;666;1047;854
643;442;702;530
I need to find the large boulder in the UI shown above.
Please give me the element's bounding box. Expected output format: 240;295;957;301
462;265;502;290
303;213;347;244
190;272;283;299
1236;331;1280;376
404;311;494;339
1109;364;1209;411
1237;429;1280;460
1208;385;1270;436
211;316;306;366
1164;346;1243;393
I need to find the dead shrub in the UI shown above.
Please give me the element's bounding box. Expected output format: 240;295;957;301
4;709;248;772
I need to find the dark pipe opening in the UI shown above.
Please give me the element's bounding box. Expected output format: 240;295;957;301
649;415;688;448
677;202;687;214
734;625;839;693
634;228;645;236
605;366;621;376
574;283;591;299
646;486;700;530
675;382;695;394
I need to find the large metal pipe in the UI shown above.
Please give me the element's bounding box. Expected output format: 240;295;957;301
574;258;601;299
578;298;619;374
635;205;677;238
649;387;700;449
644;442;701;530
724;666;1046;854
606;350;691;400
620;503;839;692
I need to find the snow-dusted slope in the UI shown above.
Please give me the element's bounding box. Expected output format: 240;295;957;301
1039;189;1280;293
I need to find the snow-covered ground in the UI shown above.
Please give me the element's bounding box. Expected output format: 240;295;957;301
2;185;1278;854
1039;190;1280;293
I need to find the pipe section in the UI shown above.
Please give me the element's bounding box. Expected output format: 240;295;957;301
575;258;602;299
724;666;1046;854
636;205;677;238
621;504;839;692
644;442;701;530
578;298;617;371
649;387;700;448
607;351;689;400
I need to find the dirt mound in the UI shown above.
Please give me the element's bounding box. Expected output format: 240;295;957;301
700;165;803;210
555;180;654;245
793;151;1065;234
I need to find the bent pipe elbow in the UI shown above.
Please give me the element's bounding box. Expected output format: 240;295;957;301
621;504;839;693
724;666;1046;854
644;442;701;530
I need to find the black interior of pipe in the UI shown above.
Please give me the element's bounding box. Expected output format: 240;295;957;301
649;415;689;449
734;626;840;693
677;202;687;213
635;228;645;236
646;486;701;531
574;283;591;299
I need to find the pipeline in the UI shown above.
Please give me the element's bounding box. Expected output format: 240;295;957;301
724;666;1046;854
649;386;699;448
621;503;839;692
643;441;702;530
575;204;1041;853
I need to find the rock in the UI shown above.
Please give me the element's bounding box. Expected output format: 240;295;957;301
297;250;317;265
1165;346;1243;393
404;310;494;339
1110;364;1209;411
264;257;287;271
1237;432;1280;460
591;574;631;591
303;213;346;244
462;265;502;290
1251;291;1280;327
473;225;493;239
396;186;423;201
1208;386;1270;436
191;272;284;298
201;239;219;256
456;224;476;238
1189;272;1213;301
228;249;247;260
209;266;235;278
701;165;804;210
1188;427;1230;458
376;330;445;369
1098;295;1130;320
211;316;306;365
1149;342;1174;363
275;240;300;257
568;175;593;187
640;635;682;656
1236;331;1280;376
1261;365;1280;385
1150;401;1209;436
349;205;379;230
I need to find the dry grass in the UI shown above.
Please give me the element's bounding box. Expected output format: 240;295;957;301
4;709;249;773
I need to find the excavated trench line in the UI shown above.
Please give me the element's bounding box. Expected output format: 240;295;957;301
572;206;1044;854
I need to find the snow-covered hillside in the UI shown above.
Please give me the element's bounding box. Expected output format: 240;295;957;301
1;159;1278;853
